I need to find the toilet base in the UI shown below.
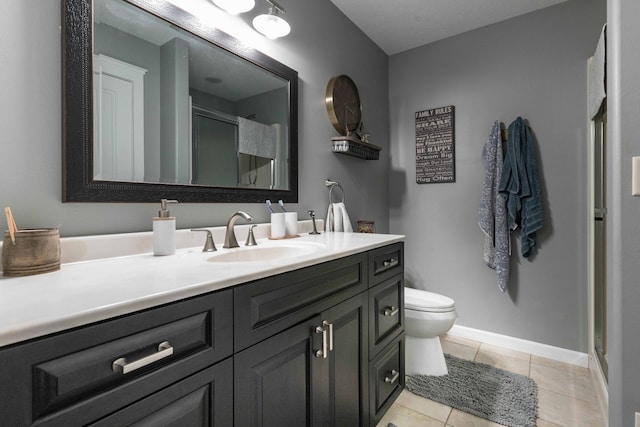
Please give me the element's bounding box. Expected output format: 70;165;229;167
405;335;448;376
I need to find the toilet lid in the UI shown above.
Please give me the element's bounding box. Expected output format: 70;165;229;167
404;287;455;312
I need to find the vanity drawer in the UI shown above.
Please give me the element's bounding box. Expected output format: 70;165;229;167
368;243;404;287
234;252;367;352
89;358;233;427
0;289;233;426
369;275;404;358
369;333;405;426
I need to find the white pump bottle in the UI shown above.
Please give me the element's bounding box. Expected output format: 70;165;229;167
153;199;178;256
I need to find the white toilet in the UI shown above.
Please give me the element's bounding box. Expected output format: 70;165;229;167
404;287;457;376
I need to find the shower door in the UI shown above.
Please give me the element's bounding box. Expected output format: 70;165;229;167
593;105;607;381
191;106;238;187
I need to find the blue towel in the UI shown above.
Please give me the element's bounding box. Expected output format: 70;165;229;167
499;117;544;258
479;121;510;291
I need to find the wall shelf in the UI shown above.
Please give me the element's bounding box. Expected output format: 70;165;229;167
331;136;381;160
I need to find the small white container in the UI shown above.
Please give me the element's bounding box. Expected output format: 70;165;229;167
270;213;285;239
153;218;176;256
153;199;178;256
284;212;298;237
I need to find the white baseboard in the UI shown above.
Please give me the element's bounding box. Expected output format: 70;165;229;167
448;324;590;368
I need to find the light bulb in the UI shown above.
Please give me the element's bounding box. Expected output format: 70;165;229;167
252;11;291;39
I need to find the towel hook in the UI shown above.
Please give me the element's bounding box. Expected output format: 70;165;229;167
325;179;345;204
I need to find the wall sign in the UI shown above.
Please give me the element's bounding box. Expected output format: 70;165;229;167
415;106;455;184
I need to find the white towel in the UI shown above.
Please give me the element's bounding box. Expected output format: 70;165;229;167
325;202;353;232
588;24;606;119
237;117;277;159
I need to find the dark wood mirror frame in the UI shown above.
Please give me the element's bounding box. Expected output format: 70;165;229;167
62;0;298;203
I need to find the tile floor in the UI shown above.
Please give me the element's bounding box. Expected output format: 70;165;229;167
376;334;607;427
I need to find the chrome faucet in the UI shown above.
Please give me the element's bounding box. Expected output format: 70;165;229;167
223;211;253;248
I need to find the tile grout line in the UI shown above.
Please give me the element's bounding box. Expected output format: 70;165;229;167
443;406;453;427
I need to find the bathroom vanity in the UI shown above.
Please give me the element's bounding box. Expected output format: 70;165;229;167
0;231;404;426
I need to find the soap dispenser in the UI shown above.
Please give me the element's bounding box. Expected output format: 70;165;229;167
153;199;178;256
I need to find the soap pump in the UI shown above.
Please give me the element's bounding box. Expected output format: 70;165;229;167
153;199;178;256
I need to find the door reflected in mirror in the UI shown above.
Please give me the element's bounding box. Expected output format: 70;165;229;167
93;0;289;190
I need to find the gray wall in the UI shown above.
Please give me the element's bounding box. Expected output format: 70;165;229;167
160;37;190;184
388;0;605;352
608;0;640;424
0;0;389;237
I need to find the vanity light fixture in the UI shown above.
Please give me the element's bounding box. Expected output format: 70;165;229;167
211;0;255;15
252;0;291;39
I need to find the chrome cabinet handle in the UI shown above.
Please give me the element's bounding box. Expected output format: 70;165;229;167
384;369;400;384
112;341;174;374
323;320;334;351
383;258;399;268
315;325;328;358
383;306;399;317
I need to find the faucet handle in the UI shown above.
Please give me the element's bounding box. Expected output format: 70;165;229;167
245;225;258;246
191;229;217;252
308;210;321;235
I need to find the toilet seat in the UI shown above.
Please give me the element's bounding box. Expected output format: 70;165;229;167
405;287;455;313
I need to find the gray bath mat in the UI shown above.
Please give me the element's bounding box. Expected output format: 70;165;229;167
405;354;538;427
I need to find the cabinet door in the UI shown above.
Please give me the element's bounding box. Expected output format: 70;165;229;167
89;358;232;427
234;315;328;427
322;292;369;427
369;333;405;427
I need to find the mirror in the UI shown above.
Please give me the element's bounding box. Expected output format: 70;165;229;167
63;0;298;203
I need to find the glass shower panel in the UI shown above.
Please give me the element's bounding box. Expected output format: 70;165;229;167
192;110;238;187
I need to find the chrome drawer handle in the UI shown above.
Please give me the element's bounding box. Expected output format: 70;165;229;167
112;341;174;374
315;325;328;358
384;369;400;384
323;320;334;352
383;258;399;268
383;306;399;317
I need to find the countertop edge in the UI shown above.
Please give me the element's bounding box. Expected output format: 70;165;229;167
0;233;404;348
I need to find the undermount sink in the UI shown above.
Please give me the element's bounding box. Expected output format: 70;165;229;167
206;241;324;263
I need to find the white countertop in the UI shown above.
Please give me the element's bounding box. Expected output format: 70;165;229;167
0;229;403;348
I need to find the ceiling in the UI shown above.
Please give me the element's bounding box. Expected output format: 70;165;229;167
329;0;568;55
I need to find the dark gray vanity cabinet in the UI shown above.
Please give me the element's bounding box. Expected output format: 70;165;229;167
234;253;370;427
235;292;370;427
0;290;234;426
368;243;405;425
234;244;405;427
0;242;404;427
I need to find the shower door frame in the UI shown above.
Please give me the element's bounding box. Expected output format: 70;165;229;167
588;99;609;398
592;104;608;381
